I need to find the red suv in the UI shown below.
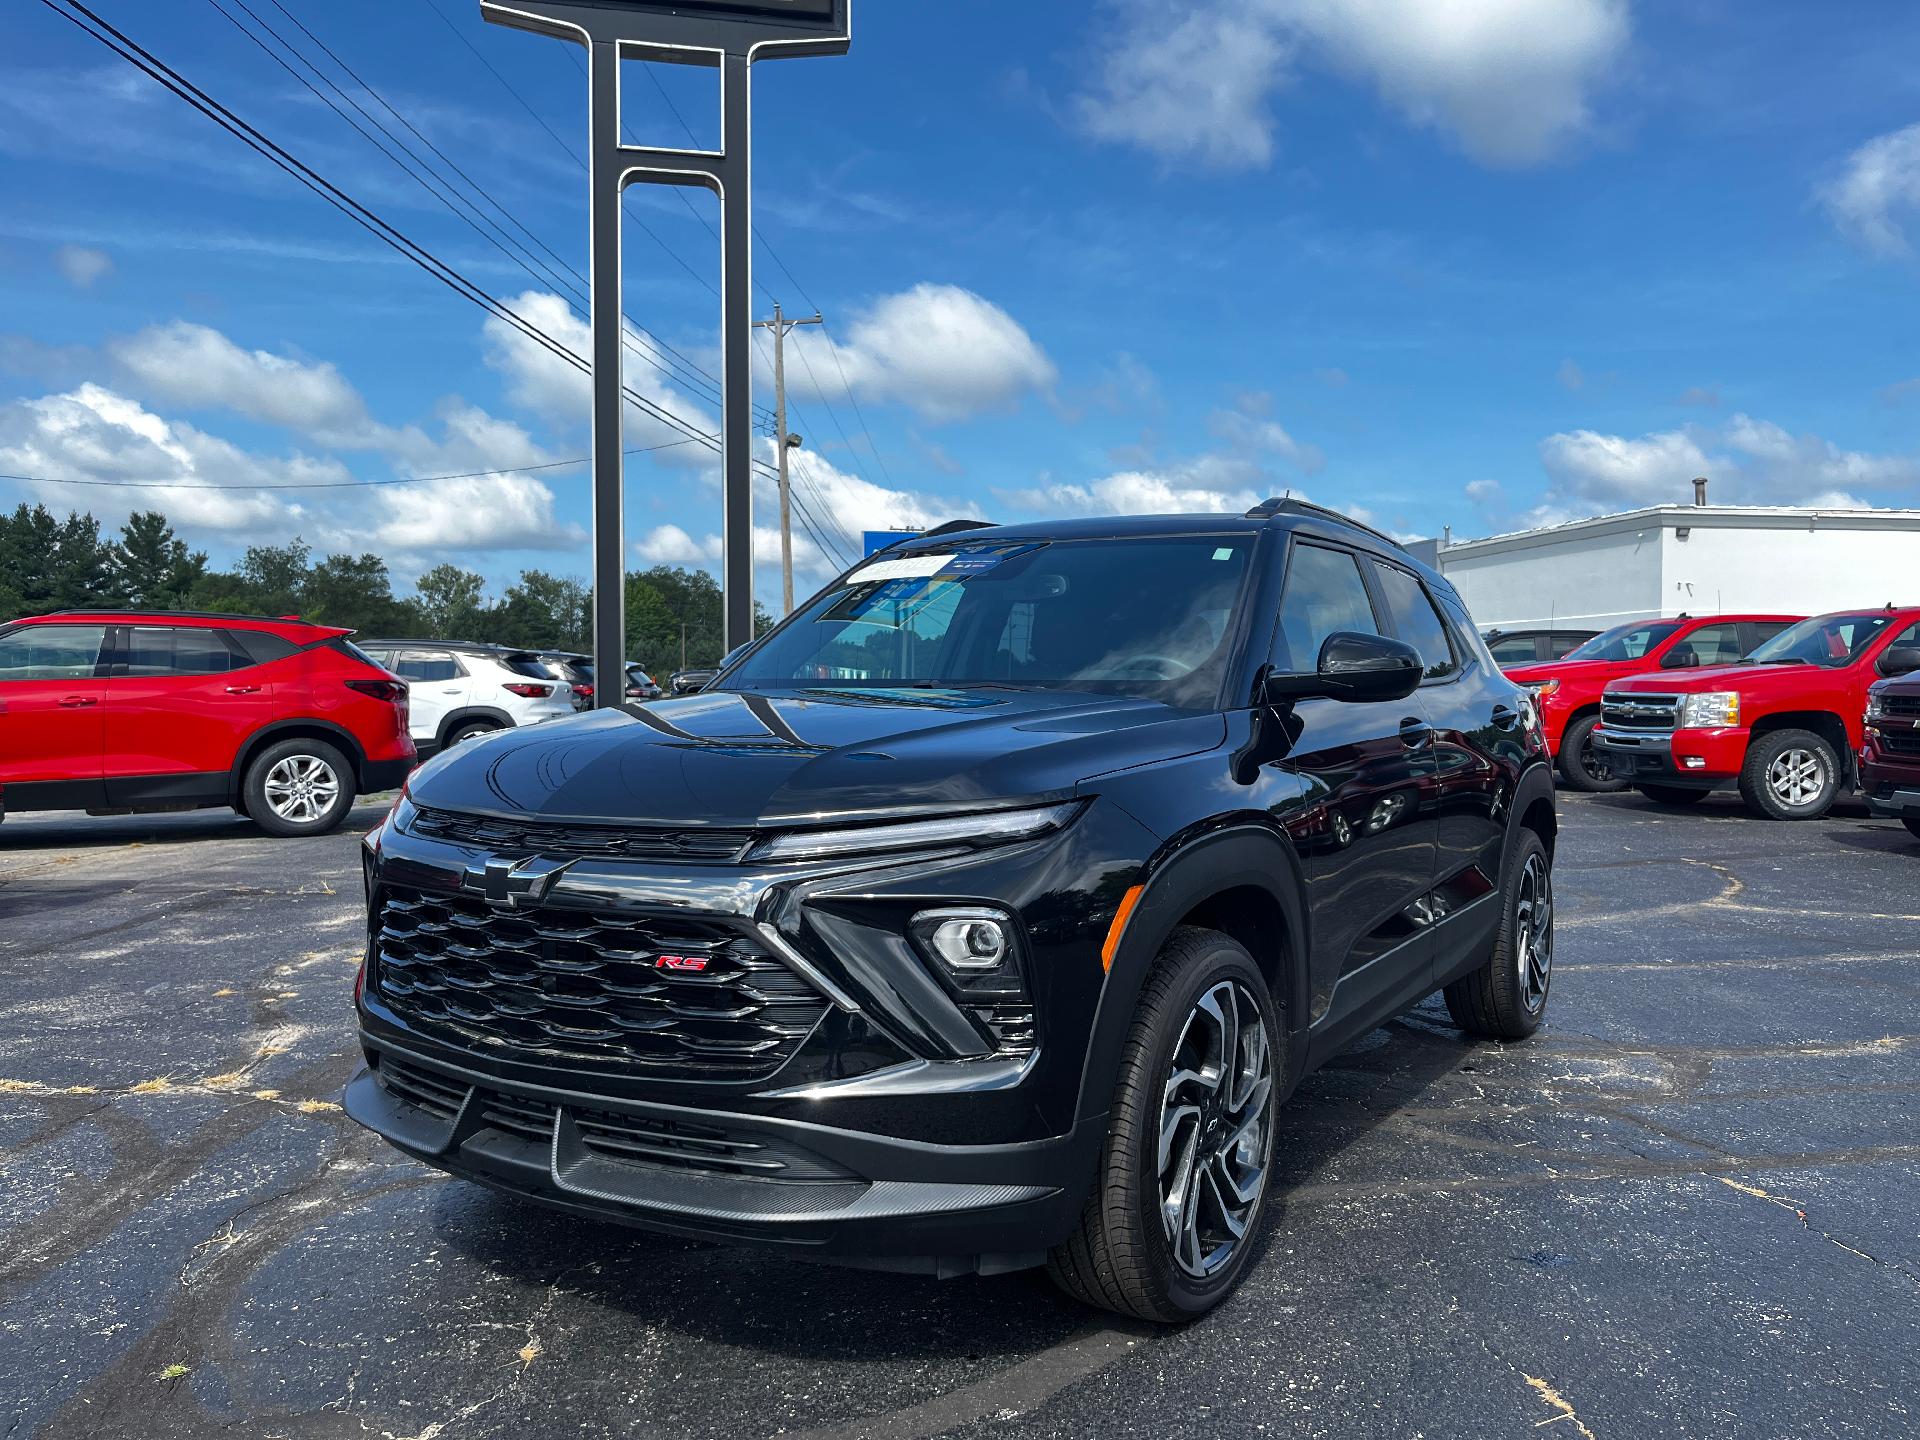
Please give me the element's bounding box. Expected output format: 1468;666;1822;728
1506;613;1800;792
1595;606;1920;820
0;610;415;837
1863;660;1920;840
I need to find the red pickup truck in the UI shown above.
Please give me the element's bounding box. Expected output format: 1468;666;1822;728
1594;605;1920;820
1505;613;1800;793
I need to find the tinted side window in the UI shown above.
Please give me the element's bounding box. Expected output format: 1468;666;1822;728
227;629;300;666
397;651;463;683
1276;544;1379;672
1548;633;1592;659
0;624;108;681
1486;634;1537;667
120;627;242;677
1372;563;1458;680
1678;624;1745;667
1749;621;1792;646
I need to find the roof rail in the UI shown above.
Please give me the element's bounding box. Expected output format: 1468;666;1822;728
43;608;311;624
1244;497;1401;548
921;518;995;538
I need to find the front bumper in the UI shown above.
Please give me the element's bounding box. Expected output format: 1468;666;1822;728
345;1035;1093;1272
1591;726;1746;787
360;757;416;795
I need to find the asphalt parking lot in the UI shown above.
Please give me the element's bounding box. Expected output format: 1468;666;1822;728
3;790;1918;1440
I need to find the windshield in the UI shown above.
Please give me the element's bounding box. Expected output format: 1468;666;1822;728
1564;621;1683;663
726;536;1255;707
1745;612;1894;668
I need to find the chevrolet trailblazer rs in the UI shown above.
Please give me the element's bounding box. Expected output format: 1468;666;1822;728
347;502;1559;1322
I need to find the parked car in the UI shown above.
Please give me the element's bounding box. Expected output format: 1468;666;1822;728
353;641;574;757
1595;605;1920;819
531;651;597;710
1862;662;1920;840
0;609;413;837
625;665;663;700
1483;626;1600;669
347;500;1559;1323
1507;613;1800;792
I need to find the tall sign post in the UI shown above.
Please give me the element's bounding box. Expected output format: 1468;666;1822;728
478;0;853;704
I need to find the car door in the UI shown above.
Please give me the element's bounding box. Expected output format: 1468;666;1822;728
393;650;465;741
0;622;111;806
101;625;279;804
1270;542;1440;1050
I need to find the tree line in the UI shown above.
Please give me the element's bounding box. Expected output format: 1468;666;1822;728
0;503;765;674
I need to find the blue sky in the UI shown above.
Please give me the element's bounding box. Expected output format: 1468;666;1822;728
7;0;1920;603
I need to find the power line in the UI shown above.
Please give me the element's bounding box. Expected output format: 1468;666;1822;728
0;440;703;493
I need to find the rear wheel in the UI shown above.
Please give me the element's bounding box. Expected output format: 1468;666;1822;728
1738;729;1841;821
1558;714;1627;793
1637;784;1708;807
1445;829;1553;1041
444;719;503;748
1048;928;1281;1323
244;738;353;838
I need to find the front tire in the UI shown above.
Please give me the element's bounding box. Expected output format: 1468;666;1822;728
1637;783;1709;807
243;738;353;838
1048;928;1281;1323
1558;714;1628;793
1739;729;1841;820
1445;829;1554;1041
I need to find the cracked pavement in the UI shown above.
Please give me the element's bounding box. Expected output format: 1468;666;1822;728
2;790;1917;1438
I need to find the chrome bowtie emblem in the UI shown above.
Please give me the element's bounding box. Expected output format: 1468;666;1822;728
462;855;574;908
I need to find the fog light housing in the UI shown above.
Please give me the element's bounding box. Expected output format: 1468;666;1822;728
914;909;1011;972
1682;756;1706;769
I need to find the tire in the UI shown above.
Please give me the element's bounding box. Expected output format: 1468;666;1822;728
443;719;503;748
1444;828;1554;1041
1047;928;1282;1324
1904;817;1920;842
243;738;354;838
1738;728;1841;821
1558;714;1627;793
1636;784;1709;807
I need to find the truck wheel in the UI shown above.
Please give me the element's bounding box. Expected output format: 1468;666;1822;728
244;738;354;838
1047;927;1282;1324
1738;729;1841;821
1558;715;1627;793
1636;784;1708;806
1445;829;1553;1041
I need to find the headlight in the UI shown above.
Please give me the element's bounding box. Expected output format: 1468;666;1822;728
1680;691;1741;728
1529;678;1561;701
747;801;1081;863
1868;693;1887;720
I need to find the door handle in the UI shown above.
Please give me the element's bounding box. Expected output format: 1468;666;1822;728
225;684;262;695
1490;704;1522;730
1399;717;1433;748
59;695;98;708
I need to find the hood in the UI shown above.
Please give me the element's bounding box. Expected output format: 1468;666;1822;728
1609;661;1848;696
1504;658;1628;685
407;685;1227;827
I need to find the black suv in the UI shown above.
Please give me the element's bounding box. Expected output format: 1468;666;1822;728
348;503;1558;1321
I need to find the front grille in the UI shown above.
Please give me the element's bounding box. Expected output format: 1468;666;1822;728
1884;694;1920;718
1601;691;1681;732
374;886;828;1078
377;1056;466;1119
406;805;753;863
1883;729;1920;755
971;1003;1037;1056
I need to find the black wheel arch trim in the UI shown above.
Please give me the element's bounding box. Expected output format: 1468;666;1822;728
1073;821;1309;1132
1507;758;1559;853
436;707;515;748
228;719;368;803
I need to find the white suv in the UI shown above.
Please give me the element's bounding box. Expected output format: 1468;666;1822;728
355;642;575;755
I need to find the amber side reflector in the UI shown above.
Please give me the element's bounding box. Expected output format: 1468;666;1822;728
1101;884;1146;973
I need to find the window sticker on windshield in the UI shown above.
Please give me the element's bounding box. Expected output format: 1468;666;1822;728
1212;548;1234;561
852;554;953;584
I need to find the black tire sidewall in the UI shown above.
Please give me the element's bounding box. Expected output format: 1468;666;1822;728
1559;714;1626;793
244;738;353;837
1742;730;1840;820
445;721;502;748
1118;937;1282;1319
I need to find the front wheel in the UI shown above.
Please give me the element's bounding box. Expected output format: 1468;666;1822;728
1048;928;1282;1323
1637;784;1709;807
1558;715;1627;793
1445;829;1554;1041
1739;729;1841;820
243;738;354;838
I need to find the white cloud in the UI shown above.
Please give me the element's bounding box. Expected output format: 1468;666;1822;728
1820;122;1920;257
371;471;583;553
1465;478;1502;503
1077;0;1629;171
54;245;112;289
788;284;1056;424
111;321;378;444
1536;414;1920;513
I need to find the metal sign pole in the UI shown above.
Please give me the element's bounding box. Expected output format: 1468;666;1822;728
480;1;851;701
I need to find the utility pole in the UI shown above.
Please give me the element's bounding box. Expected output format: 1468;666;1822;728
754;302;822;614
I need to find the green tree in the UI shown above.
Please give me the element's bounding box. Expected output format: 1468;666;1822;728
304;552;420;635
48;511;122;609
624;577;682;671
111;511;207;608
495;570;590;651
414;563;488;640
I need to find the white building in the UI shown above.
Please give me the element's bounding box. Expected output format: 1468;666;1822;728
1429;504;1920;634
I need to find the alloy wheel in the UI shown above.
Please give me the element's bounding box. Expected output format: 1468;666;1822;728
1516;852;1553;1012
1158;980;1274;1280
1577;735;1614;785
263;754;341;825
1766;747;1827;809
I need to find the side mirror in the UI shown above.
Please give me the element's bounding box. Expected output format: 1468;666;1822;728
1660;649;1699;669
1879;646;1920;678
1266;632;1423;706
